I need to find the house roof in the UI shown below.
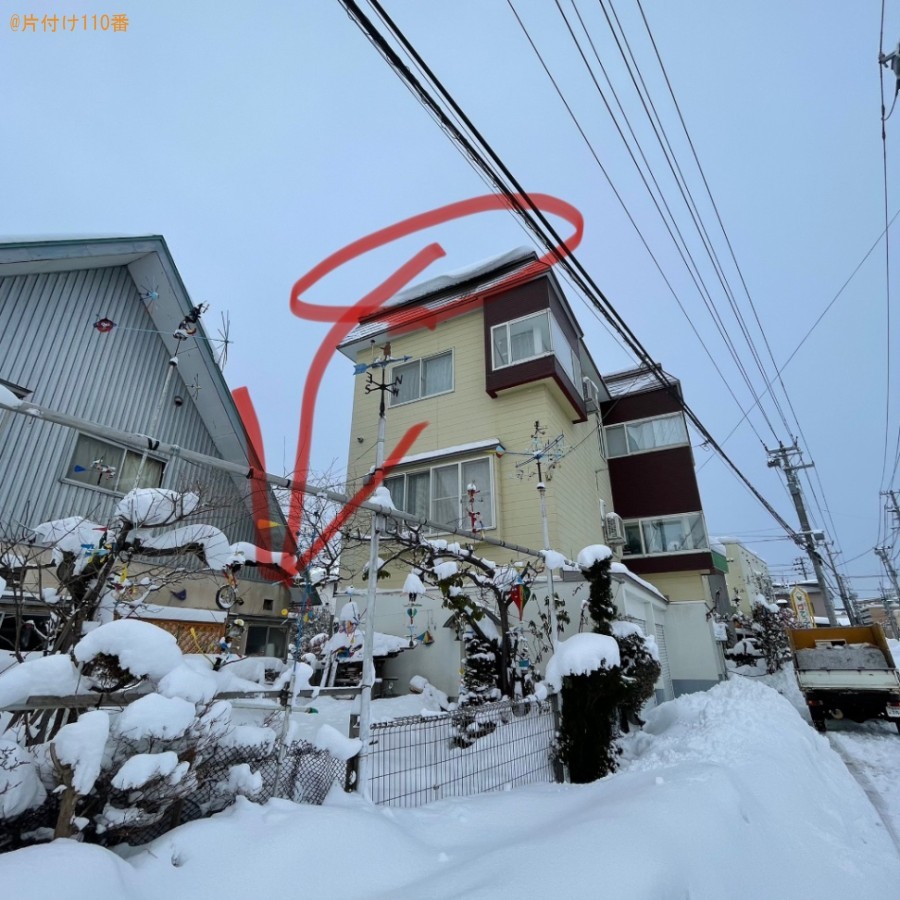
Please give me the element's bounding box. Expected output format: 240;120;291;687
602;364;680;398
337;247;543;358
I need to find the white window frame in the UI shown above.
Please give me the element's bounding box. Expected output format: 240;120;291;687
383;454;496;534
491;310;554;370
603;412;689;458
621;512;709;557
389;350;454;407
64;433;165;495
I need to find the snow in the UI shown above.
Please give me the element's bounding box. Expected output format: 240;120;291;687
75;619;184;683
158;662;218;704
130;605;227;624
313;723;361;761
402;571;426;596
576;543;613;569
609;561;666;599
0;654;82;708
540;549;568;570
115;489;200;527
544;633;621;691
114;694;197;741
135;524;232;570
31;517;106;574
369;485;395;509
0;739;46;818
112;751;181;790
433;560;458;580
3;673;899;899
384;438;503;468
221;763;262;798
0;384;23;408
52;710;110;795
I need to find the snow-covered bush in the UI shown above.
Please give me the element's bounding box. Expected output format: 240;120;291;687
728;595;795;674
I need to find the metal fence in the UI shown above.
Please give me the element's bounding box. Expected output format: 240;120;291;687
358;695;562;808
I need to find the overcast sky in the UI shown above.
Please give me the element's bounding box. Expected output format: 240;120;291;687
2;1;898;596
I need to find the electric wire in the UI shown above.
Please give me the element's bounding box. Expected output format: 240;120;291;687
341;0;806;550
545;0;782;443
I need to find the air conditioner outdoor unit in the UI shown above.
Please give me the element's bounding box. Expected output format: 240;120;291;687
582;377;600;412
604;511;626;545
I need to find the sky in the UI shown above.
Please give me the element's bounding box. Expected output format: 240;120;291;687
2;664;900;899
1;1;899;595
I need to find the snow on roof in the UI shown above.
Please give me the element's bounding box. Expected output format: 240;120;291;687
602;365;679;398
129;605;227;624
609;562;667;600
339;249;541;351
378;439;503;470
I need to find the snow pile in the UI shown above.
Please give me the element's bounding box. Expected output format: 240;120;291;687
313;724;361;761
31;517;106;574
112;751;182;790
115;489;200;527
540;549;568;570
751;593;779;613
0;654;82;708
544;633;620;691
113;694;197;741
52;710;110;795
74;619;183;682
135;524;232;570
3;675;897;899
158;662;218;704
369;485;395;509
576;544;612;569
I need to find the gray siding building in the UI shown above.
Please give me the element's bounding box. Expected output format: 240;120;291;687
0;236;291;656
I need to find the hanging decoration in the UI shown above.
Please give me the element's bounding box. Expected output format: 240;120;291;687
93;317;117;333
139;284;160;308
174;302;208;341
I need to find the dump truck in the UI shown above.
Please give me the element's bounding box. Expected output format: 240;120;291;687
789;625;900;733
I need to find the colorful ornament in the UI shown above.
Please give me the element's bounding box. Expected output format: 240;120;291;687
93;317;116;333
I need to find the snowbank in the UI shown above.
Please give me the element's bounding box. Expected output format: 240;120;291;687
2;675;897;899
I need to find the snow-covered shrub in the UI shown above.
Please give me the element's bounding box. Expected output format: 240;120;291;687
613;621;662;731
729;595;795;674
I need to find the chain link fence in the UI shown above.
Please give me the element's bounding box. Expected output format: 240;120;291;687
0;737;347;851
356;695;562;808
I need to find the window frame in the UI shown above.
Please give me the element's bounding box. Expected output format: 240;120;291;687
491;310;555;370
602;412;689;459
389;349;455;408
620;512;709;557
383;454;496;534
63;433;165;496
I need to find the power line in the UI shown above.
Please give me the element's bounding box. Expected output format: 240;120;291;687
340;0;806;549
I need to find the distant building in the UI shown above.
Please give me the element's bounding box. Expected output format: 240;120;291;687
718;539;773;616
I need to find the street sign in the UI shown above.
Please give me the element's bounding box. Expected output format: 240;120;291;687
790;586;815;628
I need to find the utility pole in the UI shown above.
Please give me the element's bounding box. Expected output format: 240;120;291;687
792;557;810;580
356;345;406;802
767;443;837;625
873;545;900;640
513;421;567;649
821;538;857;626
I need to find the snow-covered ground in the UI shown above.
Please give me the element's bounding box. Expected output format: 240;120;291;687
3;670;899;899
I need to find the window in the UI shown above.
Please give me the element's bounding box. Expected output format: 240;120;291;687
263;598;274;611
66;434;164;493
621;512;709;556
492;311;552;368
384;455;495;532
390;351;453;406
245;624;287;658
603;413;689;458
